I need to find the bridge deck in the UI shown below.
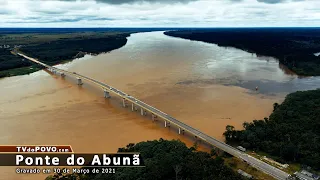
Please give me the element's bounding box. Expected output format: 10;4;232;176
18;53;290;180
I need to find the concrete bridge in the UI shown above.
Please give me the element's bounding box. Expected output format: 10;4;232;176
18;53;291;180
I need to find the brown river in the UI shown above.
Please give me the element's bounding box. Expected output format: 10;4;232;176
1;31;319;179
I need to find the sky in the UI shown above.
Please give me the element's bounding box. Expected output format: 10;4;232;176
0;0;319;27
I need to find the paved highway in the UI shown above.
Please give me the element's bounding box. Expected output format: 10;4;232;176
18;53;291;180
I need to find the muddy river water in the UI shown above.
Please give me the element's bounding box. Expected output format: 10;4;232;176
0;31;319;179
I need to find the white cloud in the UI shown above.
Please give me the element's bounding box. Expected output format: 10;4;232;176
0;0;319;27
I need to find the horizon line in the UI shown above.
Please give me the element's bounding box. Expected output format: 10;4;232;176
1;27;320;29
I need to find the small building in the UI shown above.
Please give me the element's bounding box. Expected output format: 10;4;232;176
237;169;253;179
237;146;246;152
300;170;319;180
301;170;314;177
294;172;315;180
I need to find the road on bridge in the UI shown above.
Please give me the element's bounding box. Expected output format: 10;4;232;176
18;53;291;180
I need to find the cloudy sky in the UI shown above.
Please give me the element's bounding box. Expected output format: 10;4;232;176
0;0;319;27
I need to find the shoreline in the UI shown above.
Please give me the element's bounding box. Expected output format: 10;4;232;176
164;30;320;76
0;50;118;79
0;32;135;79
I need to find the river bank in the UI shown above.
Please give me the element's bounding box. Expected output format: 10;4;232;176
164;28;320;76
223;89;320;171
0;30;135;78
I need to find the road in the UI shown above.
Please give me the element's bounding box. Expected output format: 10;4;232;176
18;53;291;180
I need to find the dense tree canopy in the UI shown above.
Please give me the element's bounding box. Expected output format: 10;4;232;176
19;34;129;66
165;28;320;76
223;89;320;170
46;139;243;180
0;31;131;78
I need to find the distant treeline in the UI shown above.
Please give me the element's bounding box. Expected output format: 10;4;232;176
0;28;175;34
20;34;129;66
223;89;320;170
0;32;131;78
164;28;320;76
46;139;243;180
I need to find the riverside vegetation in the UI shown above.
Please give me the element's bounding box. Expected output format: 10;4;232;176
0;30;132;78
165;28;320;76
223;89;320;171
1;28;176;78
46;139;243;180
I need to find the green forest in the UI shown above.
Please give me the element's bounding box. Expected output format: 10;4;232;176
0;32;131;78
46;139;243;180
223;89;320;170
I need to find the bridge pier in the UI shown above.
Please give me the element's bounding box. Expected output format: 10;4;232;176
14;53;293;180
122;98;126;107
165;121;170;128
131;103;134;111
152;114;156;121
104;90;110;98
77;78;83;85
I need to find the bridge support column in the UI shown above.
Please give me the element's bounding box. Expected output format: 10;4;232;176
131;103;134;111
178;128;181;134
140;108;144;116
77;78;83;85
122;98;126;107
165;121;170;128
104;90;110;98
152;114;155;121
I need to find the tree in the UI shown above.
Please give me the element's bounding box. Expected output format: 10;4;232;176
224;89;320;170
273;103;279;112
210;148;216;156
223;125;236;142
48;139;243;180
174;165;182;180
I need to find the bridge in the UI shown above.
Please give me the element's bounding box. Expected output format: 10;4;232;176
18;53;291;180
